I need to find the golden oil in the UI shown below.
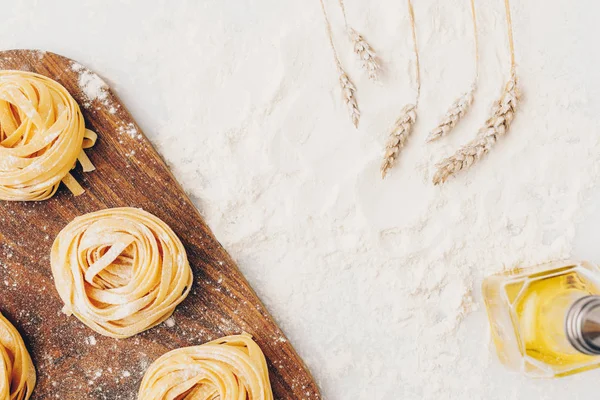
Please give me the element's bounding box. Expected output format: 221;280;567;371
483;260;600;377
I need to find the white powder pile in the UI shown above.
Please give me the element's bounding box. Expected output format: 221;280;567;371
71;62;109;106
2;0;600;399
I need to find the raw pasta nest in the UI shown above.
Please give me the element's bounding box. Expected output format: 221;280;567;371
0;313;36;400
138;334;273;400
0;70;96;201
51;207;193;338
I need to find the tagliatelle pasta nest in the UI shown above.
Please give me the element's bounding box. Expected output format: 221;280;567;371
0;70;96;201
51;207;193;339
138;334;273;400
0;312;36;400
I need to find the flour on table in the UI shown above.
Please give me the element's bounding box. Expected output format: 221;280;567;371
144;1;600;398
71;62;109;106
1;0;597;398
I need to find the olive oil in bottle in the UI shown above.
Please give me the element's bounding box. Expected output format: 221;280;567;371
483;260;600;377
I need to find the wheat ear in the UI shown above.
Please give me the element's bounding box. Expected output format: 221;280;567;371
319;0;361;128
381;104;417;178
427;88;474;142
348;28;381;81
433;0;518;184
433;70;518;185
339;71;360;127
380;0;420;179
427;0;479;143
336;0;381;81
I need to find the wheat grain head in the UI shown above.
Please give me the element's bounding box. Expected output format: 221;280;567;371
339;70;360;128
433;71;518;185
381;104;417;178
348;28;380;81
427;87;475;143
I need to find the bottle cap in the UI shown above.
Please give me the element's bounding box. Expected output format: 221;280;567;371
566;295;600;355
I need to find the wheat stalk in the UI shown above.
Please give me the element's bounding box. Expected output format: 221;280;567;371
319;0;361;128
432;0;518;184
427;0;479;143
348;28;380;81
336;0;381;81
426;87;474;142
432;70;518;185
339;70;360;127
381;104;417;178
380;0;420;179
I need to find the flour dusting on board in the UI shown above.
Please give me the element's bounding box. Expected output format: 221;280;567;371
71;62;109;106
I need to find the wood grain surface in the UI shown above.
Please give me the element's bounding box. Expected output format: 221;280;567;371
0;50;320;400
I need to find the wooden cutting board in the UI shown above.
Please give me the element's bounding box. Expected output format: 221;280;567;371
0;50;320;400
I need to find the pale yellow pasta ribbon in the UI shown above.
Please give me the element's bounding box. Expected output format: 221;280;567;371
0;312;36;400
138;334;274;400
51;207;193;339
0;70;96;201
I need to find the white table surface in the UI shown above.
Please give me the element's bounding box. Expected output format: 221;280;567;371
2;0;600;399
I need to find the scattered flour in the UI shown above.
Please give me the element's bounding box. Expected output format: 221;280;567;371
1;0;599;399
117;122;141;139
71;62;109;106
139;1;600;399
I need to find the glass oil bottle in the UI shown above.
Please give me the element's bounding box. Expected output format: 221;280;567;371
483;260;600;377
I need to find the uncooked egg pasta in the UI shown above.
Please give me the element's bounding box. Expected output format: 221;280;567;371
51;207;193;339
0;312;36;400
0;70;96;201
138;333;274;400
